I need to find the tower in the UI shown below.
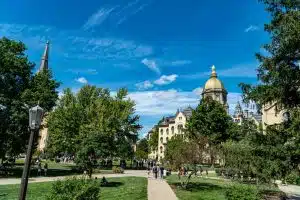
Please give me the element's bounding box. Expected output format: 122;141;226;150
39;41;50;72
202;65;229;111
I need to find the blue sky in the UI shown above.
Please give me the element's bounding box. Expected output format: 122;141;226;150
0;0;270;137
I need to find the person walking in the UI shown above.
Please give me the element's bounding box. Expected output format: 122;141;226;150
160;165;164;179
37;162;42;176
154;165;158;179
44;163;48;176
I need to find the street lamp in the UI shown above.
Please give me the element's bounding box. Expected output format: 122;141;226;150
19;105;44;200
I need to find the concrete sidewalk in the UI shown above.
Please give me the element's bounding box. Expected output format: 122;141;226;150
148;178;177;200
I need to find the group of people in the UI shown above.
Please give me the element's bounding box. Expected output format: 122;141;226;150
36;160;48;176
148;165;165;179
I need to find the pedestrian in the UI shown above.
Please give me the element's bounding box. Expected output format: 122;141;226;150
37;162;42;176
44;163;48;176
154;165;158;179
206;169;208;178
160;165;164;179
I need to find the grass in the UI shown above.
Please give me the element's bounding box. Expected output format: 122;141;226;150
1;160;114;178
0;176;147;200
166;175;228;200
165;175;282;200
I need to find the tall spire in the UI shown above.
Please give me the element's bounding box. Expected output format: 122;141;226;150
39;41;50;72
210;65;217;78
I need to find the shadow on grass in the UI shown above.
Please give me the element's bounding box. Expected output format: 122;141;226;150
173;182;223;192
101;182;124;188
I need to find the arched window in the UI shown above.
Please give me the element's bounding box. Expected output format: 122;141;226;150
160;129;163;135
166;137;169;142
166;128;169;135
160;146;163;153
160;137;163;143
178;125;183;134
171;126;174;134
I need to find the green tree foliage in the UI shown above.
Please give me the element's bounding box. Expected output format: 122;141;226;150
148;130;158;151
236;0;300;182
135;138;149;160
186;98;235;166
222;119;298;183
186;98;234;146
0;37;59;159
47;85;141;176
240;0;300;109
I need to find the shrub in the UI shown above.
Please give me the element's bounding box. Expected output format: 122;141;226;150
46;177;100;200
112;166;124;174
286;171;300;185
225;183;259;200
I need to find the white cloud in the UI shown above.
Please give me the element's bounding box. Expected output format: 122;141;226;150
135;80;153;90
141;58;160;74
76;77;88;84
82;7;117;30
154;74;178;85
128;89;242;116
192;87;203;95
244;25;259;33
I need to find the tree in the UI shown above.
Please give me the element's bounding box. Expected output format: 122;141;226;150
135;138;149;160
47;85;141;176
186;98;234;166
164;134;207;188
240;0;300;109
238;0;300;181
0;37;59;159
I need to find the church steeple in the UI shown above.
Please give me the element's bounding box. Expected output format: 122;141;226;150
39;41;50;72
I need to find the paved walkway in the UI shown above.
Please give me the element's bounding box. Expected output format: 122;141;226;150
148;177;178;200
278;184;300;200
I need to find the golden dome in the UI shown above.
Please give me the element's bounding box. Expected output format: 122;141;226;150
204;65;225;90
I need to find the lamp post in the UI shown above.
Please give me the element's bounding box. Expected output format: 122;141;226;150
19;105;44;200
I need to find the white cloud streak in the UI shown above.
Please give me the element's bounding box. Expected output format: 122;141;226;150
244;25;259;33
82;7;117;30
135;80;153;90
154;74;178;85
141;58;160;74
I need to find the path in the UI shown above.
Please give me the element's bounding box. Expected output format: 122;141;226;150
278;184;300;200
148;177;178;200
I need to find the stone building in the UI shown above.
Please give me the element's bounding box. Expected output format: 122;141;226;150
232;101;262;126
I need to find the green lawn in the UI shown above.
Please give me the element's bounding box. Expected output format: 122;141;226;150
166;175;228;200
0;177;147;200
165;175;282;200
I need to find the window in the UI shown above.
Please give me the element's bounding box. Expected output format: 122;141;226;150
178;125;183;134
171;126;174;134
160;129;163;135
166;137;169;142
179;117;182;120
160;137;163;143
166;128;169;135
160;146;163;153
